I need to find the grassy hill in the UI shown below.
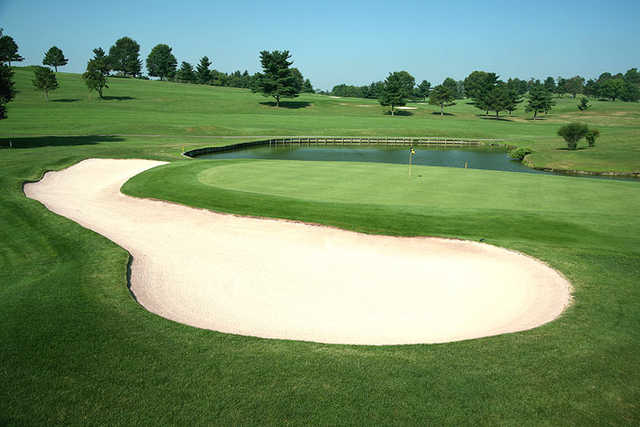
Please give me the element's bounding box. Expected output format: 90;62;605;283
2;67;640;173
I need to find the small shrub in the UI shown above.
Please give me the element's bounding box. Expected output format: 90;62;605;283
558;122;589;150
585;129;600;147
509;147;533;161
577;97;591;111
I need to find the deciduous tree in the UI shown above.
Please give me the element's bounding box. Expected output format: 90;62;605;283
557;122;588;150
146;44;177;81
253;50;301;107
32;66;59;100
379;71;415;115
82;48;111;98
109;37;142;77
43;46;68;72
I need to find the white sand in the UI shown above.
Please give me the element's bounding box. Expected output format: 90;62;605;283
24;159;571;345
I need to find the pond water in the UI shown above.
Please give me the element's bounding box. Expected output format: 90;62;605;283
198;144;543;174
197;143;637;180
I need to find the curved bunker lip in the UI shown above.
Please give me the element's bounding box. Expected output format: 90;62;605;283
24;158;572;345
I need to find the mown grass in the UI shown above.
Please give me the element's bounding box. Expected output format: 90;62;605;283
2;67;640;173
1;67;639;424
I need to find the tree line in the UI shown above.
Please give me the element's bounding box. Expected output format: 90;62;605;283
79;36;314;99
329;68;640;104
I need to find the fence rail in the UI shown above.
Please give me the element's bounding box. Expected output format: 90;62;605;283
183;136;504;158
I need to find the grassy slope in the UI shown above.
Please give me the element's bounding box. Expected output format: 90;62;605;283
1;67;640;424
2;67;640;173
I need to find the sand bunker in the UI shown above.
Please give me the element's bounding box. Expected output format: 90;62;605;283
25;159;571;345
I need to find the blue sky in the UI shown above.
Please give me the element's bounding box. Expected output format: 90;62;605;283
2;0;639;90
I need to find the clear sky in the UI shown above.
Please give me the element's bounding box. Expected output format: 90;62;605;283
2;0;639;90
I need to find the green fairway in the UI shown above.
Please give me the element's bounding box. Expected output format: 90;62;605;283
3;67;640;173
2;67;640;424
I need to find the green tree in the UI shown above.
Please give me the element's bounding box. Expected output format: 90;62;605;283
108;37;142;77
558;123;589;150
0;62;15;119
429;84;454;116
505;88;523;116
82;48;111;98
507;78;528;96
620;80;640;102
42;46;68;72
565;76;585;98
600;78;625;101
175;62;196;83
379;71;415;115
290;68;305;91
544;76;556;93
146;44;177;81
196;56;212;84
302;78;314;93
483;83;511;118
624;68;640;86
585;129;600;147
442;77;459;99
525;85;554;119
577;97;590;111
0;29;23;65
463;71;490;100
32;66;59;100
415;80;431;101
253;50;301;107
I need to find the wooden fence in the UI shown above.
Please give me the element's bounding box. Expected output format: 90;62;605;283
183;136;503;158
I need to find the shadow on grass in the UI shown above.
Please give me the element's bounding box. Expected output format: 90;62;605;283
0;135;125;149
51;98;81;103
431;111;455;116
556;146;590;151
101;96;136;101
385;110;414;116
260;101;311;109
480;116;514;122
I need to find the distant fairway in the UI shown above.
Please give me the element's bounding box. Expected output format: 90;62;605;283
3;67;640;174
2;67;640;424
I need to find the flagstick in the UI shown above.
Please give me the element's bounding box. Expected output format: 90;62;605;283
409;150;412;177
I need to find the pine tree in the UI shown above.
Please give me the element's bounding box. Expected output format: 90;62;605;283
253;50;301;107
176;62;196;83
196;56;212;84
525;86;555;120
42;46;68;72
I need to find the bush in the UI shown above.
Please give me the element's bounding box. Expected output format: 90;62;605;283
585;129;600;147
558;122;589;150
509;147;533;161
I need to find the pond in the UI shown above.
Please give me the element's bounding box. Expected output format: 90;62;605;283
196;143;637;180
198;144;543;174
